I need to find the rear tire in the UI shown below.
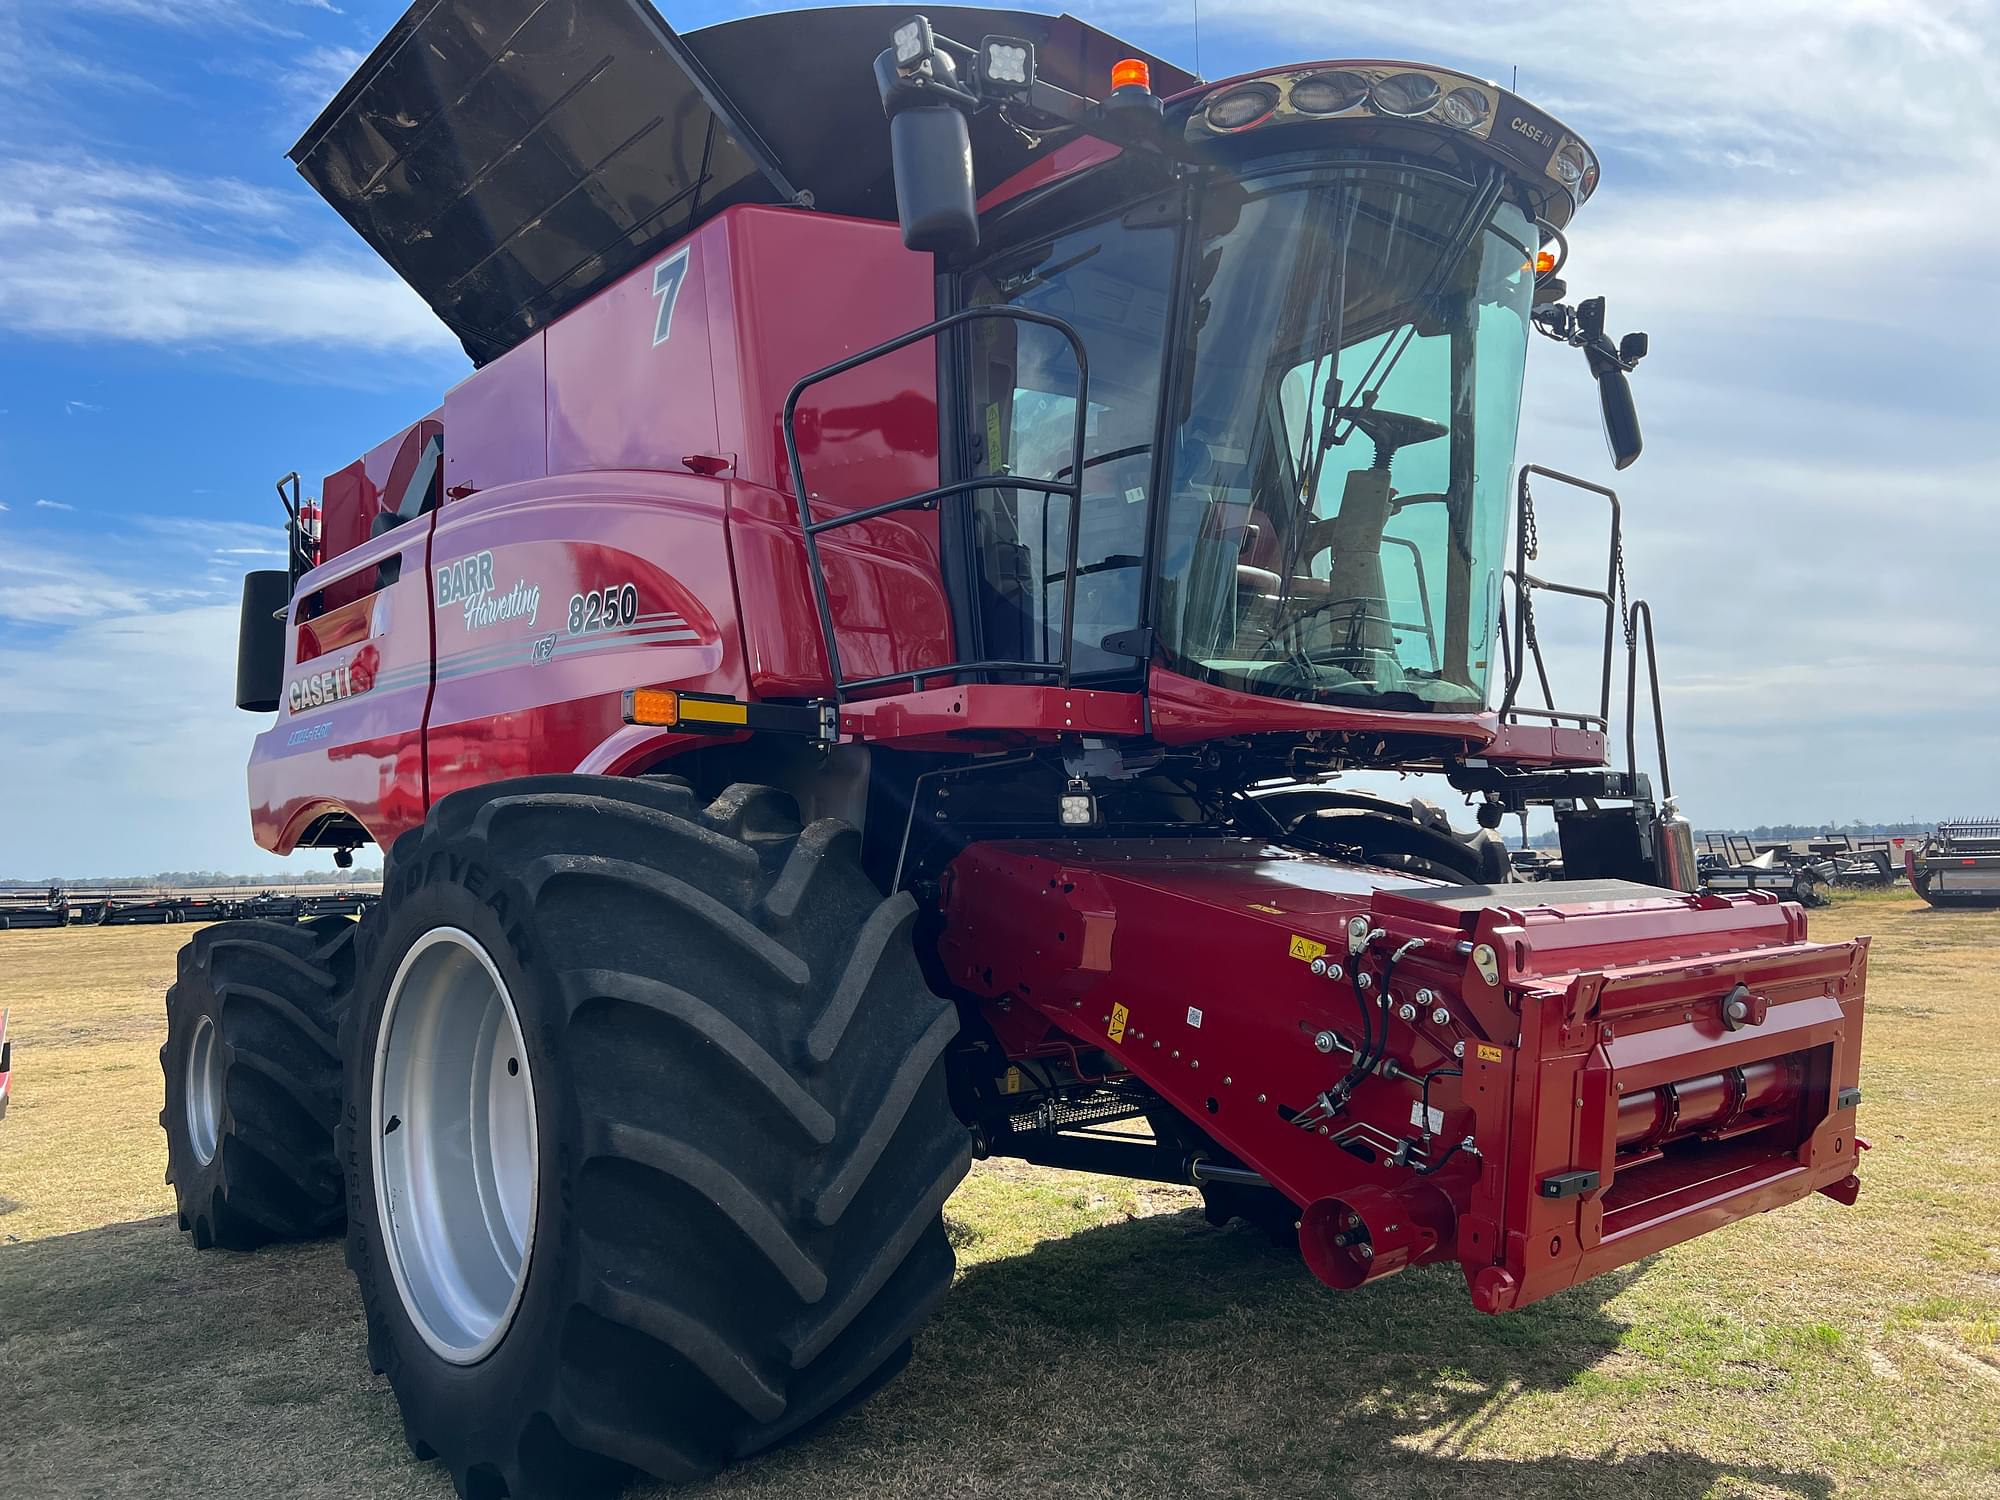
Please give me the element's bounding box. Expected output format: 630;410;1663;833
339;776;970;1498
161;918;354;1249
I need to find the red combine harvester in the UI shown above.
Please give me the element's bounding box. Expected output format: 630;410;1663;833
163;3;1868;1493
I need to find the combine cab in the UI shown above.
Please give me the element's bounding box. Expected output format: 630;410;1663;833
152;3;1869;1494
1910;820;2000;906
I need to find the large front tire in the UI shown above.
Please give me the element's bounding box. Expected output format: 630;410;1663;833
340;776;970;1498
161;918;354;1249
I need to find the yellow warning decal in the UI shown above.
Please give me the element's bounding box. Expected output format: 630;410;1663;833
1002;1066;1025;1095
1476;1043;1504;1063
1248;902;1283;915
1107;1001;1130;1043
984;403;1005;469
1289;934;1327;963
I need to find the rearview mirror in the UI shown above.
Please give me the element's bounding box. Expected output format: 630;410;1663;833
236;570;290;713
875;39;978;256
1595;364;1643;470
1572;297;1643;470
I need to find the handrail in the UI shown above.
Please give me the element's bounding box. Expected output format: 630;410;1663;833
1498;464;1623;732
276;470;314;587
1624;598;1672;800
781;305;1089;704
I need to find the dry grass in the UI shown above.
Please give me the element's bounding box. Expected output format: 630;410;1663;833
2;899;1997;1499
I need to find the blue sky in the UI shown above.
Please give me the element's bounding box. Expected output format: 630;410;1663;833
1;0;1995;877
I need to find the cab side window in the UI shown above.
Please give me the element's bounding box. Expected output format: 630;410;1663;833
963;205;1175;679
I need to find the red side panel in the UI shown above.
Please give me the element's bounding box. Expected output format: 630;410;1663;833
254;203;959;845
318;416;442;610
250;515;435;853
444;334;547;500
710;206;952;696
422;471;744;803
318;461;375;575
547;232;719;475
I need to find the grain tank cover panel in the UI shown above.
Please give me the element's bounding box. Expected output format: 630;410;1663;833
289;2;1194;365
289;0;790;366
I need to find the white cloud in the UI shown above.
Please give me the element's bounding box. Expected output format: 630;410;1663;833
278;42;362;104
0;522;267;624
33;498;74;511
0;526;332;875
0;155;459;354
60;0;303;37
0;601;323;876
1142;0;1998;179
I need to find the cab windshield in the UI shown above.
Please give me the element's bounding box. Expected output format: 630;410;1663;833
963;160;1537;712
1158;166;1536;711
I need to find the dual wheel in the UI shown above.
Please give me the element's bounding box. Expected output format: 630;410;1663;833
161;777;970;1496
161;915;354;1247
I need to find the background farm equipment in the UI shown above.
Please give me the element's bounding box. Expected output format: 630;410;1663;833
0;887;71;930
1909;820;2000;907
0;885;379;931
1696;832;1898;904
1698;843;1834;906
1806;836;1895;888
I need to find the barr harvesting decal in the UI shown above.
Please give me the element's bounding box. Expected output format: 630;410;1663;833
437;550;541;631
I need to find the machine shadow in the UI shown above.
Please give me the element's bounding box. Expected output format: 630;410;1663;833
0;1216;447;1499
1;1210;1837;1499
726;1203;1840;1500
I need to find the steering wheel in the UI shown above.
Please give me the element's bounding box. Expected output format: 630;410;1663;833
1258;595;1392;686
1332;405;1448;465
1261;594;1388;656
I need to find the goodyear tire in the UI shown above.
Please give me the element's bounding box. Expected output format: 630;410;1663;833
339;776;970;1498
161;917;354;1249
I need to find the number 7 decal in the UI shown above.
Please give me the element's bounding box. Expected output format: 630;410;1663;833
651;248;691;346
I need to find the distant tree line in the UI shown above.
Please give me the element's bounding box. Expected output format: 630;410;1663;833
1700;821;1935;840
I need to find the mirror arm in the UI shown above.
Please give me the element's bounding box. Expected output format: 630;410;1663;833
1534;295;1648;374
1535;294;1648;470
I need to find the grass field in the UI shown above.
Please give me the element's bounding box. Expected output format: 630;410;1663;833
1;893;1996;1499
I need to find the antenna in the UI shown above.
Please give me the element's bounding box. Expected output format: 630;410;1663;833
1194;0;1202;78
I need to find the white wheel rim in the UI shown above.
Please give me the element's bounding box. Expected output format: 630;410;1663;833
373;927;539;1364
186;1014;222;1165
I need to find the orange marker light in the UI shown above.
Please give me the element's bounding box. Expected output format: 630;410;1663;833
1530;248;1559;275
624;687;679;726
1111;57;1151;92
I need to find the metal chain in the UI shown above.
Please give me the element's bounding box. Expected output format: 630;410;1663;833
1521;481;1539;562
1615;529;1633;649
